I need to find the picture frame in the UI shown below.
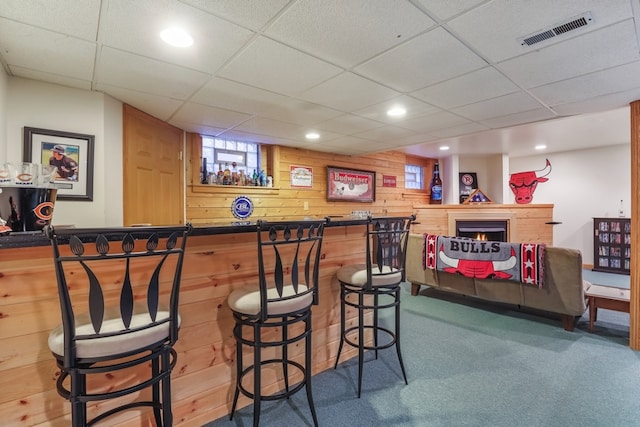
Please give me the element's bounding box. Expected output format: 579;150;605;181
23;127;94;201
326;166;375;202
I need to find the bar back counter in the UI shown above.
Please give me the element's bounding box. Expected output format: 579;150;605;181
0;219;375;426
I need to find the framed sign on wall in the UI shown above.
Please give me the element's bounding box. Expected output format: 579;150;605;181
23;127;95;201
326;166;375;203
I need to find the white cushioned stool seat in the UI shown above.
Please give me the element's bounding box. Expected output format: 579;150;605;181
48;311;180;359
336;264;402;287
228;284;313;316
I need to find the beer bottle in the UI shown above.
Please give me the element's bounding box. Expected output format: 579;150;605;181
201;157;208;184
430;162;443;204
216;163;224;185
223;162;231;185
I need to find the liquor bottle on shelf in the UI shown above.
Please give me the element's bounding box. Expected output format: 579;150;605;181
201;158;208;184
223;162;231;185
216;163;224;185
231;162;238;185
253;169;259;186
430;162;442;204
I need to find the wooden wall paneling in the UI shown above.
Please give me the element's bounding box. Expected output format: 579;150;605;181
410;204;554;244
185;138;428;225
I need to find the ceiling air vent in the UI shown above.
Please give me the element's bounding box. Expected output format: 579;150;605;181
519;12;594;47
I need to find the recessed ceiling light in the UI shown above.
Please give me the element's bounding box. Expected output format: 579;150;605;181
535;144;547;150
305;132;320;140
439;146;450;151
160;27;193;47
387;106;407;117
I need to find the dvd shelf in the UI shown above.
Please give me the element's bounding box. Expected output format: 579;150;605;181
593;217;630;275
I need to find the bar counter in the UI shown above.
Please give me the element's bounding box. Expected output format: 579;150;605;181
0;217;381;426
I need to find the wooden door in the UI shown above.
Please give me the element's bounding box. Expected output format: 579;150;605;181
123;104;184;226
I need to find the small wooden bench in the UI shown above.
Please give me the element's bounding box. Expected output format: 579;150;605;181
586;284;630;333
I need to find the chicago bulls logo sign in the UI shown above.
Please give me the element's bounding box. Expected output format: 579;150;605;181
509;159;551;204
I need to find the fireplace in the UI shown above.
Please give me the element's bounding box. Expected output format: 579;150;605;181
456;220;508;242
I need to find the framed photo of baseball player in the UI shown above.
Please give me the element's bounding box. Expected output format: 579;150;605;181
326;166;375;202
23;127;95;201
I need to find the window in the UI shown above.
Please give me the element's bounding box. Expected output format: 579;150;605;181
202;136;260;177
405;164;424;189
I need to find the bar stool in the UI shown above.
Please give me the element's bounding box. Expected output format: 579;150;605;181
333;215;414;397
227;219;327;427
45;224;191;426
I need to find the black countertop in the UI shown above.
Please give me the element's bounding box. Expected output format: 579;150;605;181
0;216;375;250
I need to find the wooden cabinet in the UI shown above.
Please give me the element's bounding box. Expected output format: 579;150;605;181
593;217;630;275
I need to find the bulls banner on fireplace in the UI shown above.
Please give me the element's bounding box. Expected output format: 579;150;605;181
423;234;545;287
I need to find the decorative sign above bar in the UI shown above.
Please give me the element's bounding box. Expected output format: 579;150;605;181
290;165;313;188
382;175;396;187
327;166;375;203
231;195;254;220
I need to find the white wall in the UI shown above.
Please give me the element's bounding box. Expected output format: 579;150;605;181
510;144;630;265
4;77;123;227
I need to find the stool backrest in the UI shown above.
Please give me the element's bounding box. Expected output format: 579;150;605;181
365;216;415;289
256;219;326;321
45;224;191;364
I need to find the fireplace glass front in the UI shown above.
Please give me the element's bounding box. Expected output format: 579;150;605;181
456;220;508;242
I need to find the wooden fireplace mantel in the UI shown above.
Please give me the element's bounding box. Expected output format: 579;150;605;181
410;204;554;245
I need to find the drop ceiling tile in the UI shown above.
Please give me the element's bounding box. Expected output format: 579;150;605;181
498;20;640;89
191;77;288;114
429;122;490;139
96;47;211;100
169;120;226;137
448;0;633;63
10;67;91;91
399;110;471;133
530;61;640;107
172;102;252;129
355;27;487;92
0;18;96;80
96;84;185;121
265;0;435;68
0;0;101;40
318;136;392;155
412;67;520;109
233;116;340;142
218;36;342;96
353;95;440;124
178;0;290;30
413;0;486;21
299;72;400;112
216;129;282;145
480;108;557;129
258;98;344;126
102;0;254;74
387;132;440;147
315;114;385;135
551;89;640;117
352;125;418;142
453;91;544;121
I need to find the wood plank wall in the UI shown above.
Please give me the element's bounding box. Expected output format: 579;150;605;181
185;133;433;224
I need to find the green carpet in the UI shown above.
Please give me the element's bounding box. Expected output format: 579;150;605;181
204;272;637;427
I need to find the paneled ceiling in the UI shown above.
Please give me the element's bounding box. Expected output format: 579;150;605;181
1;0;639;158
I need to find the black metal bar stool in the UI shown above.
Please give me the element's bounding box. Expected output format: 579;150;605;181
227;219;327;427
333;215;414;397
45;224;191;426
